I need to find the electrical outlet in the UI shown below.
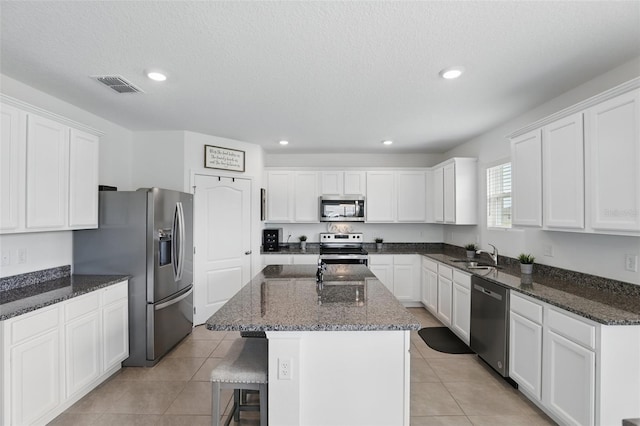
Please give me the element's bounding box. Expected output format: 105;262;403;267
17;248;27;264
543;244;554;257
1;250;10;267
625;254;638;272
278;358;292;380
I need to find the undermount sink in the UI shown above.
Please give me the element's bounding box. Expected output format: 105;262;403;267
449;259;502;269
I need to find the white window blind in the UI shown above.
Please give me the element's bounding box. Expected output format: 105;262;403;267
487;163;512;228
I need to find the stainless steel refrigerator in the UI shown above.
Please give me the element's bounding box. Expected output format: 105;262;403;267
73;188;193;366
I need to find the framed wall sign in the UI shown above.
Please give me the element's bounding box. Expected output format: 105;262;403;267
204;145;245;172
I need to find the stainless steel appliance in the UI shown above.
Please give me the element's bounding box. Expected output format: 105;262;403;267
319;196;365;222
73;188;193;367
470;275;510;378
319;232;368;265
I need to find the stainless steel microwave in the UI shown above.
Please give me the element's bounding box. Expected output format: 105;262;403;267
319;196;365;222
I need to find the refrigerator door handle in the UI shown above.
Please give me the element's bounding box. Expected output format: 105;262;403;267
155;286;193;311
172;202;186;281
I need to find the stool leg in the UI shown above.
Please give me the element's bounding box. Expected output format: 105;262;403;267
259;383;268;426
233;389;241;422
211;382;221;426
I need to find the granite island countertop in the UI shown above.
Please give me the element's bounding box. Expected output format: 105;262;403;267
263;244;640;325
1;271;129;320
206;264;421;332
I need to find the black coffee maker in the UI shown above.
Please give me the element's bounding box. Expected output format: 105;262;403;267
262;228;283;252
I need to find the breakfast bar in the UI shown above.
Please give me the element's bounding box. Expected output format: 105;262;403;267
206;264;421;426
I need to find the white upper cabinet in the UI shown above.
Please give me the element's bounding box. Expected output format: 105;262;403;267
0;103;24;232
542;112;585;230
431;158;477;225
267;171;319;223
0;98;101;234
396;171;426;222
509;80;639;236
321;171;365;195
69;129;99;228
26;113;69;230
266;171;294;222
585;88;640;233
366;171;396;222
293;171;319;223
511;130;542;227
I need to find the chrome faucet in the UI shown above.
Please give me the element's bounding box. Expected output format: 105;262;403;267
476;244;499;266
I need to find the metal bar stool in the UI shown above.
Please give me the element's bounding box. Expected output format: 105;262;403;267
210;338;268;426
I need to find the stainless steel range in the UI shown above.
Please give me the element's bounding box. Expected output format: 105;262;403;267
319;233;368;265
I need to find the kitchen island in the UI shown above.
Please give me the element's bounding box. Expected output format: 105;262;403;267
206;264;420;426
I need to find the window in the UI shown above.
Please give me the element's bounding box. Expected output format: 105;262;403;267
487;162;512;228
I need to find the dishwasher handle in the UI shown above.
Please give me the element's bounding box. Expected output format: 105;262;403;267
473;284;503;301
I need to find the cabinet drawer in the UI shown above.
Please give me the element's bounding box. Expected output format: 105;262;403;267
546;307;596;350
369;255;394;265
452;270;471;289
65;291;100;321
10;305;59;345
511;292;543;324
103;281;128;305
422;257;438;272
438;264;453;280
393;255;416;265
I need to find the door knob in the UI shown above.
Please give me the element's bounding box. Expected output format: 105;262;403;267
244;250;252;255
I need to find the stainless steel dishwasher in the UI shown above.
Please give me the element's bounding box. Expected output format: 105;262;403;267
470;275;511;378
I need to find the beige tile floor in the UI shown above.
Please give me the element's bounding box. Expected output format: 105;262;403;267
50;307;556;425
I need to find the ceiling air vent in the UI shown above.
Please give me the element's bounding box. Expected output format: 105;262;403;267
91;75;144;94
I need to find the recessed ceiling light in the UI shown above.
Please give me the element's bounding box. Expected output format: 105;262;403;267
382;140;393;145
439;66;465;80
146;70;167;82
279;140;289;145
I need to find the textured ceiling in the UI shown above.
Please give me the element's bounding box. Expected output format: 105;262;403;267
1;1;639;153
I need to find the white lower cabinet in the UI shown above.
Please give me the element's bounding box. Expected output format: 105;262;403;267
1;281;129;426
369;255;420;303
436;264;453;326
543;328;595;426
421;258;438;314
451;270;471;344
508;291;640;426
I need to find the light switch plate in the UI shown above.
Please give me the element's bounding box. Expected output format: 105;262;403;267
625;254;638;272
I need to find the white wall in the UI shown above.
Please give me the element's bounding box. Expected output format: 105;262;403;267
265;153;444;168
442;57;640;285
0;74;134;277
131;131;185;192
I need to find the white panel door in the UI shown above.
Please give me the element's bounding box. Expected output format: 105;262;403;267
397;171;426;222
586;88;640;232
366;171;395;222
451;282;470;344
433;166;444;222
543;330;595;426
11;330;61;426
0;103;23;232
509;311;542;400
511;130;543;227
443;163;456;223
543;113;585;230
103;298;129;371
294;171;319;222
425;268;438;314
68;129;99;229
392;257;419;302
26;113;69;229
194;175;251;324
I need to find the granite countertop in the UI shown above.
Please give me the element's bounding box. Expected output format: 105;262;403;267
206;264;421;332
0;272;129;320
264;243;640;325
